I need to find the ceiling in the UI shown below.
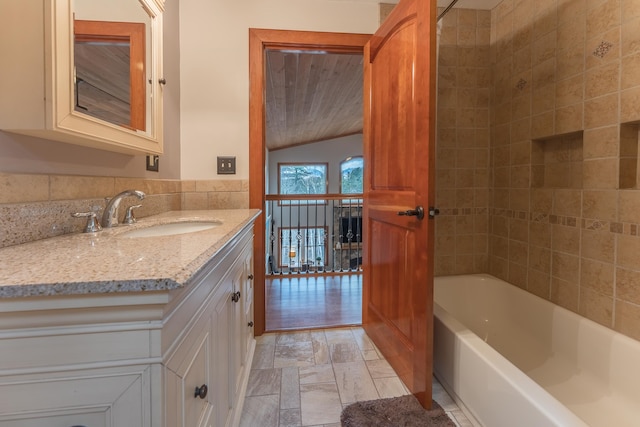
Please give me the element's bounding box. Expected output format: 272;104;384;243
264;0;503;151
264;50;364;151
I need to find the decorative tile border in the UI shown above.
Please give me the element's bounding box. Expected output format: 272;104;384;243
438;207;488;216
441;208;640;238
583;219;607;230
550;215;578;227
489;208;639;237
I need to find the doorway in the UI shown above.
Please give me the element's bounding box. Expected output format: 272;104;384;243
249;29;371;336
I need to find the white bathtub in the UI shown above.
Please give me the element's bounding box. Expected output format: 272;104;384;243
433;274;640;427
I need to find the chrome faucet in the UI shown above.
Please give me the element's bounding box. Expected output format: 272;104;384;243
101;189;145;228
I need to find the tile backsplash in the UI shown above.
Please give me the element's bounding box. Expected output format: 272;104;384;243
0;173;249;248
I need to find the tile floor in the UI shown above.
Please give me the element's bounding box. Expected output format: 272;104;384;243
239;327;473;427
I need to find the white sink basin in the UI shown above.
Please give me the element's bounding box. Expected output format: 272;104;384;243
120;221;222;238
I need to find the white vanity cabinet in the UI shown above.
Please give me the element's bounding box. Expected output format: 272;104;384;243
0;0;164;155
0;296;161;427
0;218;256;427
163;224;256;427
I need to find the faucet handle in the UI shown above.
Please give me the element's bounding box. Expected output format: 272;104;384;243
71;211;102;233
123;204;142;225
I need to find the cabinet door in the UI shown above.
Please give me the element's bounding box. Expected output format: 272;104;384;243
242;248;255;362
212;282;233;427
231;263;245;400
181;331;211;427
165;324;212;427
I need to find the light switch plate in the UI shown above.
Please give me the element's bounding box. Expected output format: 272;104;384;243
217;156;236;174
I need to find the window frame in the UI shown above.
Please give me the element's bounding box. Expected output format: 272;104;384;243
339;156;363;206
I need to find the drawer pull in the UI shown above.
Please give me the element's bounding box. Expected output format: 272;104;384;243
248;321;254;327
194;384;208;399
231;291;241;303
248;274;254;280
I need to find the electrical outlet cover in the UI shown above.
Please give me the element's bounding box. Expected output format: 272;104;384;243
146;155;159;172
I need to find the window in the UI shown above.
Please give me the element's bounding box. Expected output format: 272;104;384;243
278;163;328;204
340;156;363;194
278;226;328;269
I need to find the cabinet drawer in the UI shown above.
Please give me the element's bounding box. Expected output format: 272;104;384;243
0;328;153;371
0;365;150;427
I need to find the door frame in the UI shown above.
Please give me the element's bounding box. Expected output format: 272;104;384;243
249;28;371;336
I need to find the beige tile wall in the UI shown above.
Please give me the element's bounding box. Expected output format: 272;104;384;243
488;0;640;341
435;8;492;276
0;172;249;248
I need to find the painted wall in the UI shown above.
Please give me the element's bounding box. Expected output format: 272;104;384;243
178;0;380;180
267;134;362;195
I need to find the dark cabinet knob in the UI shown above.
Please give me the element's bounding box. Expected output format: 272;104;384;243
231;291;241;303
194;384;208;399
248;274;254;280
248;321;254;327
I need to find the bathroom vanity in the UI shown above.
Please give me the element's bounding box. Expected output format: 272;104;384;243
0;209;259;427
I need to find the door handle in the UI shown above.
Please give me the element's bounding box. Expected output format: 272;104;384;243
397;206;425;220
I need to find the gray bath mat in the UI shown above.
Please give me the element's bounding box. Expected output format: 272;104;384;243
341;395;456;427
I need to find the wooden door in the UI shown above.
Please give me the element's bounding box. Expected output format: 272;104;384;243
362;0;436;408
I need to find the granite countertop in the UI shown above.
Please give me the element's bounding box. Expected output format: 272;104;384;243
0;209;260;298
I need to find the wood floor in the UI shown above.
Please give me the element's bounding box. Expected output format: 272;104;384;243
265;273;362;331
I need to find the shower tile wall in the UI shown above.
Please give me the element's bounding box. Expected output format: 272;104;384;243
486;0;640;341
435;8;492;276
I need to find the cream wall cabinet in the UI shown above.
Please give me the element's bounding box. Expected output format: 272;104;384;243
0;0;164;155
0;223;255;427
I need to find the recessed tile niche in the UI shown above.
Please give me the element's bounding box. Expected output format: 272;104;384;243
619;122;640;189
532;132;584;189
